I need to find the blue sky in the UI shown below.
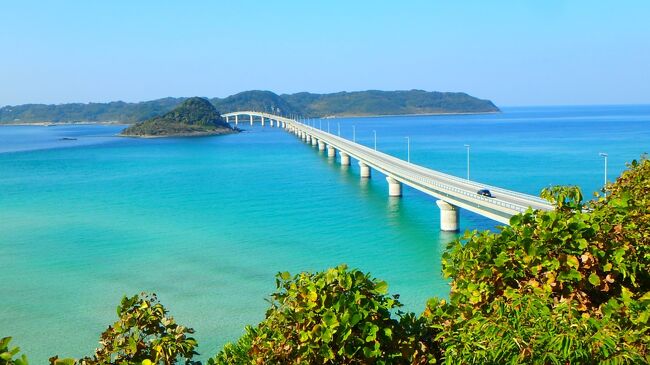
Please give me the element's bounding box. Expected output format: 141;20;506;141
1;1;648;107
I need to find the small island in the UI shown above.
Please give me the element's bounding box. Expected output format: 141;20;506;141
120;97;238;137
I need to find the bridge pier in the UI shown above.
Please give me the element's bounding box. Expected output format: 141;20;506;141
250;115;254;126
386;176;402;197
327;145;336;158
436;200;460;232
318;140;325;151
261;117;265;126
359;161;371;178
235;115;238;125
302;132;307;141
340;152;351;166
311;137;318;147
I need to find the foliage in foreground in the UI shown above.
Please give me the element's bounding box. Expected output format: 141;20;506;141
1;337;28;365
209;265;437;364
3;157;649;364
50;293;198;365
425;157;650;364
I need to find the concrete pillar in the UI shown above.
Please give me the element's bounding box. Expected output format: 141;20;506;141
359;161;371;178
327;145;336;157
250;115;254;126
318;140;325;151
386;176;402;197
340;152;351;166
436;200;460;232
306;135;312;143
311;137;318;146
302;132;307;141
235;115;238;125
261;117;265;126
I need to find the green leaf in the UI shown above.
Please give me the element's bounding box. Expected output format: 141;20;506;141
374;281;388;294
588;272;601;286
322;310;339;327
566;255;579;269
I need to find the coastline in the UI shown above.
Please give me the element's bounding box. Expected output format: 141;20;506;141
119;128;239;138
0;121;126;126
321;110;501;119
1;110;501;126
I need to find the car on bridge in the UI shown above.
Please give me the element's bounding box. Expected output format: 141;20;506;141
477;189;493;198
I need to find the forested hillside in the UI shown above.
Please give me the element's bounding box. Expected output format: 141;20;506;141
0;90;499;124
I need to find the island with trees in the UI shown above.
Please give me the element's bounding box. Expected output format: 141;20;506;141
0;90;499;124
120;97;237;138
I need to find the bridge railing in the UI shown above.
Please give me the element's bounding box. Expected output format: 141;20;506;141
225;113;552;214
296;123;534;214
295;121;550;205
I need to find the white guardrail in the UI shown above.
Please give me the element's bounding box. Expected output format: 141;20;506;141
224;112;554;218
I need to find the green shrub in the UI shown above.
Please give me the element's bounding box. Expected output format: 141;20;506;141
210;265;438;364
423;157;650;364
50;293;198;365
1;337;28;365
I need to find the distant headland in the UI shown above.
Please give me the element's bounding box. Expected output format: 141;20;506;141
0;90;499;125
120;97;237;138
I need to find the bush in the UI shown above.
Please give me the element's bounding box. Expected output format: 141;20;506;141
1;337;28;365
209;265;437;364
423;157;650;364
50;293;198;365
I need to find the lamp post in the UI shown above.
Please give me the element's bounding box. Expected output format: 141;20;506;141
337;122;340;136
599;152;608;189
319;120;322;130
352;125;356;142
327;120;330;133
464;144;470;180
373;130;377;150
405;137;410;162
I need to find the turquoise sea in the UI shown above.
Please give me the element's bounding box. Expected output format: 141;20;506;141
1;105;649;362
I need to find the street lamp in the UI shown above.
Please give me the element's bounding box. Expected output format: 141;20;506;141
337;122;340;136
327;120;330;133
352;125;356;142
373;130;377;150
405;137;410;162
599;152;608;189
464;144;471;180
319;120;322;130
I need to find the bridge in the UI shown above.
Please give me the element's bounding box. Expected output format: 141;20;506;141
222;111;554;231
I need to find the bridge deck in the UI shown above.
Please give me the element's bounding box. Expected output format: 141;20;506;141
223;112;554;224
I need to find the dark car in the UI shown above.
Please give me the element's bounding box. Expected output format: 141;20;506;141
477;189;493;198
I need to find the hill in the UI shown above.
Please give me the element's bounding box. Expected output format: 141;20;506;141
210;90;300;116
0;97;184;124
282;89;499;117
120;97;236;137
0;90;499;124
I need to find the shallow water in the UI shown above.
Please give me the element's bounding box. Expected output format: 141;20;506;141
1;105;648;362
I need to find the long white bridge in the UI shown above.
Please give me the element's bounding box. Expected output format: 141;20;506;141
222;111;554;231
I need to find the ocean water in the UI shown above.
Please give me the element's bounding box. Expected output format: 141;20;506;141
1;105;648;362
